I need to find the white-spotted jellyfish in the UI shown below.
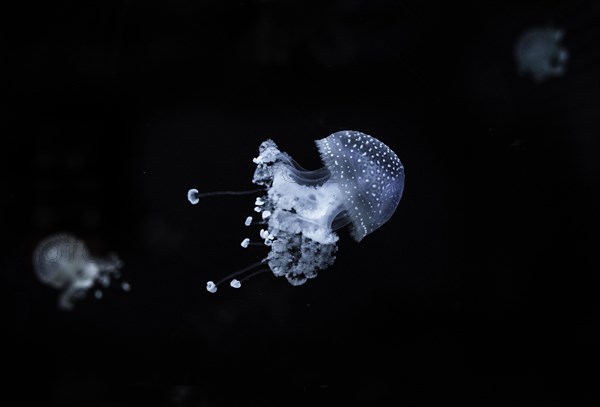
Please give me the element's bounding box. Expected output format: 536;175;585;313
32;233;128;310
190;130;404;293
515;26;569;83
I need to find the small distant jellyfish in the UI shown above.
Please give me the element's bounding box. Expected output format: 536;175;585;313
32;233;126;310
192;130;405;293
515;26;569;83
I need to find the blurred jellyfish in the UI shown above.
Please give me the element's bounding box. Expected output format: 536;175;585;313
32;233;127;310
515;26;569;83
192;130;405;293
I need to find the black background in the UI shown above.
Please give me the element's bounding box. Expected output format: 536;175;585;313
4;0;600;405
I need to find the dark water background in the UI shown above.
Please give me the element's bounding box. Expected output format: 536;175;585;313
4;0;600;404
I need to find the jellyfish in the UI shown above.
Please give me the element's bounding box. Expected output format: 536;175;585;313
191;130;404;293
515;26;569;83
32;233;127;310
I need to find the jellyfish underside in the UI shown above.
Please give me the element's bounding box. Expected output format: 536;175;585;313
255;150;352;244
284;157;353;232
230;141;354;288
204;152;346;291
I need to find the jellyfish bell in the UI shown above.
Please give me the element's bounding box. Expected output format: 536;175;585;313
32;233;127;310
191;130;405;292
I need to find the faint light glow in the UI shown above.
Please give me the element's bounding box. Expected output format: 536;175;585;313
515;26;569;83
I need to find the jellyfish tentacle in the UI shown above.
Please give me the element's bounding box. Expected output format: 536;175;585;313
215;260;266;286
188;188;265;205
239;268;269;283
195;188;265;198
205;260;268;294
